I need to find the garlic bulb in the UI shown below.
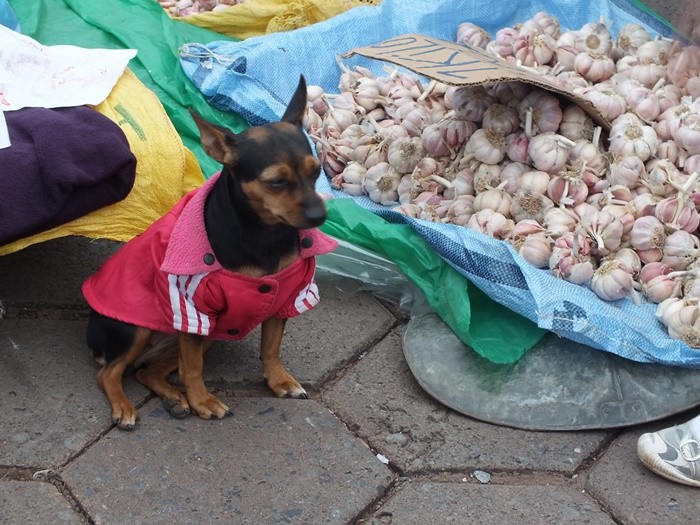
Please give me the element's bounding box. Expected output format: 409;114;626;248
451;86;494;122
574;51;616;82
528;133;576;173
473;188;512;217
613;23;649;59
466;128;507;164
518;90;563;136
608;114;659;161
482;104;520;135
656;297;700;347
607;153;645;188
661;230;700;270
499;161;531;195
456;22;491;49
511;230;553;268
387;136;425;174
575;83;627;121
590;259;635;301
630;215;666;263
446;195;475;225
549;232;595;284
532;11;561;38
558;105;594;141
467;209;514;239
363;162;401;205
574;21;613;55
511;189;554;223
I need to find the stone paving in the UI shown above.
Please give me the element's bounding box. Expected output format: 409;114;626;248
1;236;699;524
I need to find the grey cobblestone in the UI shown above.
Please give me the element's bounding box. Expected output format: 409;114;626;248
1;236;697;524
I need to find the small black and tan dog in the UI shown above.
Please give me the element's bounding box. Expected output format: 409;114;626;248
82;76;337;430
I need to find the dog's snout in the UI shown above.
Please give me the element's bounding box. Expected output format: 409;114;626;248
304;202;326;227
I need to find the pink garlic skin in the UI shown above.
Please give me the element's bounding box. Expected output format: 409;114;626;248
528;133;571;173
575;84;627;121
467;129;507;164
558;105;594;142
630;215;666;262
666;45;700;90
655;195;700;233
559;257;596;284
673;114;700;156
613;23;650;59
499;162;531;195
518;90;563;135
661;230;700;270
505;131;531;164
456;22;491;49
608;154;645;188
574;51;615;83
514;232;553;268
590;260;634;301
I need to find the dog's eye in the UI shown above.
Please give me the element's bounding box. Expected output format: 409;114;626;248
267;179;287;189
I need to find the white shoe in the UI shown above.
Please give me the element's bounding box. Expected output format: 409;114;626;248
637;419;700;488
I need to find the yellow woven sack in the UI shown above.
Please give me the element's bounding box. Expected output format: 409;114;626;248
175;0;380;39
0;68;205;256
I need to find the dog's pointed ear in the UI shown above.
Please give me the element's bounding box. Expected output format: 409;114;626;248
280;75;307;125
189;110;237;165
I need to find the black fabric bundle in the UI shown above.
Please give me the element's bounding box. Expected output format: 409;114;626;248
0;106;136;245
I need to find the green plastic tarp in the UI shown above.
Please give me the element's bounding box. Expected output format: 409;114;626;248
9;0;547;363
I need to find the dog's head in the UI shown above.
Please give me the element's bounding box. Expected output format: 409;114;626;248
191;76;327;229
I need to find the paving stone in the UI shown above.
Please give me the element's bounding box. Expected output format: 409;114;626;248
0;320;149;468
0;237;121;307
323;329;612;475
202;276;395;388
367;482;616;524
0;480;84;525
61;396;394;525
586;422;700;525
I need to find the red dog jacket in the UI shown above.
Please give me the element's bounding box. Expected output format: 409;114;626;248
82;172;338;340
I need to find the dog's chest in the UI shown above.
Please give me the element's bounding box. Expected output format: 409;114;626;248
230;252;300;278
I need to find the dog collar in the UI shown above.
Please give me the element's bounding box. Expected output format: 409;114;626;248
160;172;337;275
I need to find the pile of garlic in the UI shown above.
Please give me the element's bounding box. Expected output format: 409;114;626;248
304;13;700;347
157;0;242;17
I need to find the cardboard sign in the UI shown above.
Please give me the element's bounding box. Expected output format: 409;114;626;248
344;33;610;129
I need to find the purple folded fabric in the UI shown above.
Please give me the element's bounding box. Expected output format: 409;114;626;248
0;106;136;245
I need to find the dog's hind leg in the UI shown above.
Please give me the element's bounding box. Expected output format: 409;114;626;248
260;317;307;399
135;343;191;419
95;327;151;430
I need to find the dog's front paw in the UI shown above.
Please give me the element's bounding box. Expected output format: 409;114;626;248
189;393;232;420
267;374;308;399
111;403;138;431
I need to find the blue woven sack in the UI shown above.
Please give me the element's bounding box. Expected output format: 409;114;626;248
178;0;700;368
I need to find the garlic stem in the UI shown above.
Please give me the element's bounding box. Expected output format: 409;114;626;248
416;79;434;102
555;135;577;148
651;77;665;92
629;287;642;306
335;55;351;73
322;94;335;111
668;269;695;279
592;126;602;150
309;134;331;148
429;174;455;189
594;233;606;252
525;108;533;138
682;171;700;194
